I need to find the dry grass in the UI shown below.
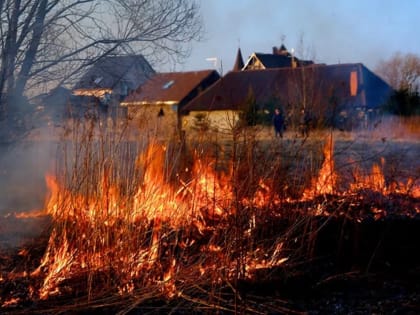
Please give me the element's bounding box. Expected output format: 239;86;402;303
1;114;419;314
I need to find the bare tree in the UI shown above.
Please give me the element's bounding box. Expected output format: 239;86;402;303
375;52;420;92
0;0;202;120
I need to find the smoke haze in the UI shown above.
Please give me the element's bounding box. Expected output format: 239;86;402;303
0;140;57;214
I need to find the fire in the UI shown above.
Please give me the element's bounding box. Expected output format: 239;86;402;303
2;297;21;308
33;141;247;300
33;138;420;300
190;157;234;219
350;159;386;193
303;135;337;199
303;137;419;201
35;230;74;299
13;209;46;218
2;135;417;309
408;178;420;198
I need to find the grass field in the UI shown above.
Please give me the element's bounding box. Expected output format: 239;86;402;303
0;115;419;313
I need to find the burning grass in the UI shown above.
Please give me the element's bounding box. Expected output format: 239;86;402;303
1;120;419;314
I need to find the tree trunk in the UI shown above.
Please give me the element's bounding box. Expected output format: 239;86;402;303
14;0;47;99
0;0;21;118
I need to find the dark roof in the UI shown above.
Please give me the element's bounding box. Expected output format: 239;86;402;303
73;55;155;91
255;53;293;68
34;86;72;106
181;63;393;113
232;48;245;71
181;69;283;112
243;52;314;70
121;70;220;105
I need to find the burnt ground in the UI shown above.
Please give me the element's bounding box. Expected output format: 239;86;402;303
244;215;420;314
0;195;419;314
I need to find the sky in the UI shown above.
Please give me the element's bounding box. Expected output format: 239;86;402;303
178;0;420;74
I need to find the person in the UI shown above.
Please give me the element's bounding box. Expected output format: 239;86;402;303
299;108;311;137
272;108;285;138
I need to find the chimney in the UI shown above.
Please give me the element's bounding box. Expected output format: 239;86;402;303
272;46;278;55
279;44;288;56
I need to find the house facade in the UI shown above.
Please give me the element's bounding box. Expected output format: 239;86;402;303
120;70;220;137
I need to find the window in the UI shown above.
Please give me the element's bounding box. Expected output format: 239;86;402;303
350;71;358;96
162;80;174;89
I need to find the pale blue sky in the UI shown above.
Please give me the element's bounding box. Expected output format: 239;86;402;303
179;0;419;74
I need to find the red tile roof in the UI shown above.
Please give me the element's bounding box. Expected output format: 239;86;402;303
122;70;220;105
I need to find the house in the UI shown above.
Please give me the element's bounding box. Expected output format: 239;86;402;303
72;55;155;123
72;54;155;119
180;63;393;132
120;69;220;136
242;45;313;70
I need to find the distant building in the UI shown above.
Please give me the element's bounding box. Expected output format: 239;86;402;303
73;54;154;100
72;54;155;121
180;63;393;132
121;70;220;136
242;44;313;70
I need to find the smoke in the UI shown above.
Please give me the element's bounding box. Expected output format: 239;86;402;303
0;139;58;215
354;114;420;142
0;135;59;249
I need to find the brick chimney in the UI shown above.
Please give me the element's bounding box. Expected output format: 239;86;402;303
273;45;289;56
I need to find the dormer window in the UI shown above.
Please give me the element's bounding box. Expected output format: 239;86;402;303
94;77;103;85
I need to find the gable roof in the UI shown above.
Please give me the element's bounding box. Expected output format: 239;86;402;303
252;53;293;68
73;55;155;91
121;69;220;106
243;52;314;70
181;63;392;113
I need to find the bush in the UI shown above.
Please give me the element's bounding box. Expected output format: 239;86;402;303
384;89;420;116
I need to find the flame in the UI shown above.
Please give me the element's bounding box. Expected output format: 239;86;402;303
34;142;243;299
2;297;21;308
36;230;74;300
13;209;46;218
303;135;337;199
162;258;178;298
409;178;420;198
350;159;386;193
15;138;416;303
350;157;419;197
